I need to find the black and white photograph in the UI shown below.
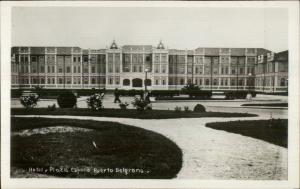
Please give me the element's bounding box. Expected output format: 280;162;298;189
1;1;299;189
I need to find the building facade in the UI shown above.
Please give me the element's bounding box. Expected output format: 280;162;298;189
11;41;288;93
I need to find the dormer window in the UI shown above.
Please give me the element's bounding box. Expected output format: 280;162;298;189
157;40;165;49
110;40;118;49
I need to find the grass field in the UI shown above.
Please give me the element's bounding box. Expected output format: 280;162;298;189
11;117;183;178
11;108;257;119
206;119;288;148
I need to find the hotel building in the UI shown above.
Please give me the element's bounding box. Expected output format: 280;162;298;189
11;41;288;93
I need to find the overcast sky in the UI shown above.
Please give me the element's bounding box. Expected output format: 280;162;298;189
12;7;288;52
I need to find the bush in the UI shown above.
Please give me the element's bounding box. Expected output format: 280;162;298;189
47;104;56;111
193;104;206;112
20;94;39;109
184;106;190;112
86;93;103;111
150;90;180;97
131;97;150;111
174;106;181;113
182;84;201;91
57;91;77;108
116;89;144;97
145;104;153;111
119;102;129;110
224;91;248;99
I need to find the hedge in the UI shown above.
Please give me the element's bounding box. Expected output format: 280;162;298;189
224;91;256;99
150;90;181;97
115;89;144;96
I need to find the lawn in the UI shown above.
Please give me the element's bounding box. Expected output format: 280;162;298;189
11;117;183;179
206;119;288;148
11;108;257;119
241;103;288;107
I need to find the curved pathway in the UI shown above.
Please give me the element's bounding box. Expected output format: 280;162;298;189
14;115;287;180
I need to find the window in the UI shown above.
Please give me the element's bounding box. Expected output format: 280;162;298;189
205;79;209;85
115;77;120;85
162;65;166;73
66;66;71;73
162;79;165;85
91;66;96;73
239;79;243;86
231;69;235;75
155;65;159;73
66;77;71;84
91;78;96;84
280;78;286;86
74;66;77;73
73;57;76;62
155;79;159;85
213;79;218;86
58;78;63;84
31;56;37;62
180;79;184;85
109;77;113;84
123;79;130;86
240;68;244;75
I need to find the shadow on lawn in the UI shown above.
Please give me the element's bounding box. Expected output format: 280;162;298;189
11;117;183;179
206;119;288;148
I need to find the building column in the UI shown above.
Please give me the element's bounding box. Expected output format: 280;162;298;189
71;50;74;89
88;51;91;88
28;54;31;88
80;51;83;88
45;52;48;86
54;48;58;88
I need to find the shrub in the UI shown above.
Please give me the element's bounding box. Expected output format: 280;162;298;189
145;104;152;111
182;84;201;91
224;91;248;99
47;104;56;111
193;104;206;113
57;91;77;108
131;97;150;111
150;90;180;97
20;94;39;109
184;106;190;112
86;93;103;111
119;102;129;110
174;106;181;113
116;89;144;97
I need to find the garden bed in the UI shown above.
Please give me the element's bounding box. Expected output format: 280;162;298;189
11;108;257;119
206;119;288;148
11;117;182;178
241;103;288;107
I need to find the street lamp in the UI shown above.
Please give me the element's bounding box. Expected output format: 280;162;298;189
144;68;149;92
248;72;252;92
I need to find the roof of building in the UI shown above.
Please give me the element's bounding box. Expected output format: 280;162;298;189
275;50;288;62
122;45;152;51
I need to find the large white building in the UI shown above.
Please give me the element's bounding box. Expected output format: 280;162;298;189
11;41;288;93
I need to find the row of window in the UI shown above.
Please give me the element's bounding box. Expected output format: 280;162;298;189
17;77;107;85
13;76;288;87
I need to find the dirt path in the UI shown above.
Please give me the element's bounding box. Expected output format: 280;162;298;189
14;115;287;180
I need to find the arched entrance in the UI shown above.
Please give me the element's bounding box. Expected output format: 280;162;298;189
123;79;130;86
132;78;143;87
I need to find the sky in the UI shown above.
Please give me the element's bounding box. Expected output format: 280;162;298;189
12;7;288;52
